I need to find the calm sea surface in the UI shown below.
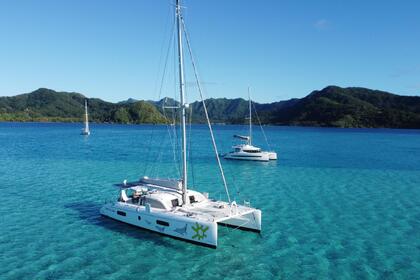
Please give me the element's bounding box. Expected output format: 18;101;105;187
0;122;419;279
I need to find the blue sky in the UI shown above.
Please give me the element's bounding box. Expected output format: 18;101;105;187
0;0;419;103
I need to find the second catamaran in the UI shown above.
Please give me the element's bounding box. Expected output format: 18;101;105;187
224;88;277;161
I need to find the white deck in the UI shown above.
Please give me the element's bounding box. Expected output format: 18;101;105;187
115;198;255;223
175;201;256;223
111;180;257;222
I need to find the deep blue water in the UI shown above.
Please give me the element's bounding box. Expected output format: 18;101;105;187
0;122;419;279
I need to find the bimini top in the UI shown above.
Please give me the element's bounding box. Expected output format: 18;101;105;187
234;135;250;141
113;177;182;191
140;176;182;190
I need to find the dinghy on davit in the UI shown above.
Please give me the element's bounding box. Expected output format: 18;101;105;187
100;0;261;248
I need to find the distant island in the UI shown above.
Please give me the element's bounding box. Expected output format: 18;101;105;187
1;86;419;128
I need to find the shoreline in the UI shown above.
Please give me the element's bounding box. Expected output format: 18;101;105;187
1;120;420;130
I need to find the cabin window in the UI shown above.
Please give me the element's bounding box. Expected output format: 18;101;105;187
138;216;141;220
189;195;196;203
235;148;240;152
156;220;169;227
117;211;126;216
145;198;166;209
171;199;179;207
243;149;259;153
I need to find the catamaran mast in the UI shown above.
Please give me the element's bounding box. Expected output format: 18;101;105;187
248;87;252;145
84;99;89;132
176;0;188;205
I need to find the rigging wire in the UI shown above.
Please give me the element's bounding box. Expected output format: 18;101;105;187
163;99;181;178
154;11;183;178
142;127;156;176
181;17;231;203
187;105;196;189
143;5;174;177
252;101;272;151
172;21;182;179
224;160;241;201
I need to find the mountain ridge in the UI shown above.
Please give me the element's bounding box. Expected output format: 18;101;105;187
1;86;419;128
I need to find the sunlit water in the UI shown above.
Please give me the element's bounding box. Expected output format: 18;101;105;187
0;122;419;279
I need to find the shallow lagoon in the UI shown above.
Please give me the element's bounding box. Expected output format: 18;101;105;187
0;123;419;279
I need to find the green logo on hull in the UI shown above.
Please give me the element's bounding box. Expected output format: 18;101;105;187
191;223;209;240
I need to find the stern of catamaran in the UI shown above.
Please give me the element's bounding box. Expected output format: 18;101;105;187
267;151;277;160
217;207;261;233
189;201;262;233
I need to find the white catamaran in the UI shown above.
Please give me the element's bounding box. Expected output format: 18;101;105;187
100;0;261;248
224;89;277;161
81;99;90;136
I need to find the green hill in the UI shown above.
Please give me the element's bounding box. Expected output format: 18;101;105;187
269;86;420;128
190;98;249;123
189;98;299;124
0;88;166;124
1;86;419;128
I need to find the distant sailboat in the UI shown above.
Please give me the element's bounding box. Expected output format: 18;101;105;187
81;99;90;136
224;88;277;161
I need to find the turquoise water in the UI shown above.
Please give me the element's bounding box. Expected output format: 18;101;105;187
0;122;419;279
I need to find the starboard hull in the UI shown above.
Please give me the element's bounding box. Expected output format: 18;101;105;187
267;152;277;160
224;152;269;161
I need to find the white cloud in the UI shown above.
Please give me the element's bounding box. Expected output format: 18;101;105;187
314;19;330;30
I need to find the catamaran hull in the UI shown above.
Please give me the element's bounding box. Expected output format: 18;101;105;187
224;153;269;161
266;152;277;160
100;203;218;248
100;202;262;248
218;209;261;232
224;152;277;161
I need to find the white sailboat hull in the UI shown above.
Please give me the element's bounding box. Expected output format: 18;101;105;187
224;151;270;161
100;201;261;248
217;209;261;232
267;151;277;160
81;129;90;136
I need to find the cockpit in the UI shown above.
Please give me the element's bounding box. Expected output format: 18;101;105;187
117;185;206;211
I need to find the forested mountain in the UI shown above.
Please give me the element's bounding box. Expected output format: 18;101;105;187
1;86;419;128
265;86;420;128
0;88;165;124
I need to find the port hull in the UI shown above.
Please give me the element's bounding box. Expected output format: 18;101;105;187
101;214;217;248
100;202;261;248
100;203;218;248
224;153;269;161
